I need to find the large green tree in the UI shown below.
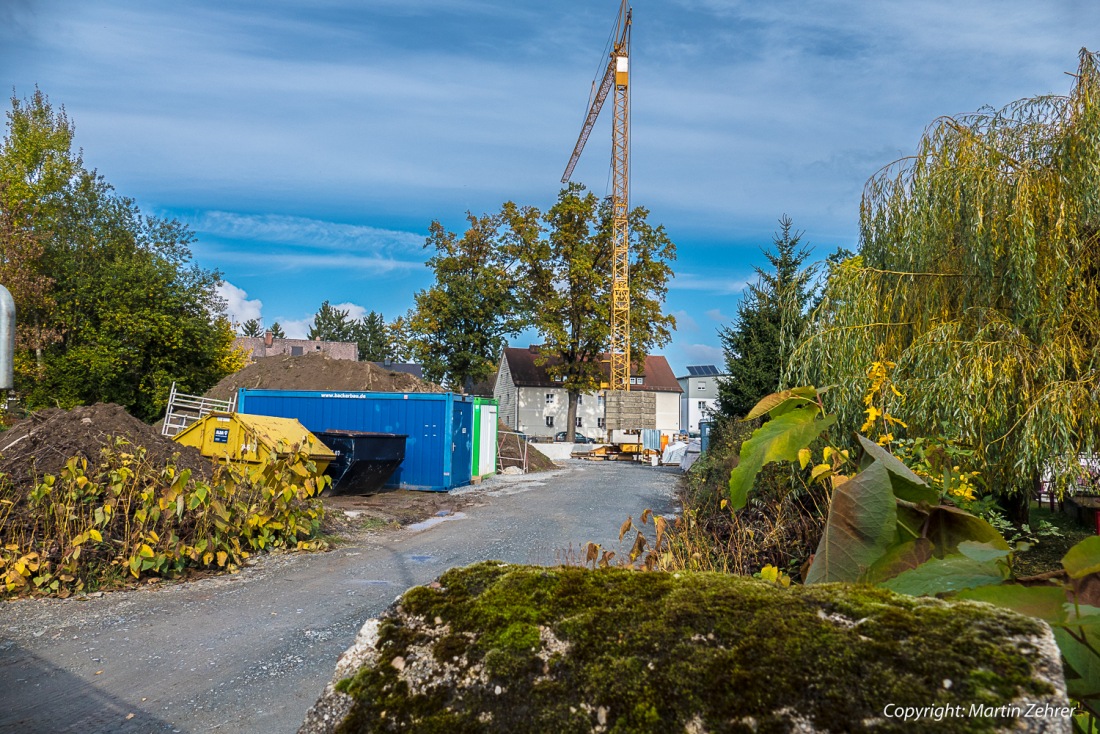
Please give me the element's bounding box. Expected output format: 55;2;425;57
0;89;240;421
352;310;390;362
307;301;355;342
409;213;525;388
516;184;677;439
792;49;1100;515
717;215;817;418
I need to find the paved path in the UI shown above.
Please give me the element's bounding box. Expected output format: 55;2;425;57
0;461;680;734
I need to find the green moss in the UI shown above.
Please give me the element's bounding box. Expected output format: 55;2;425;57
336;562;1054;734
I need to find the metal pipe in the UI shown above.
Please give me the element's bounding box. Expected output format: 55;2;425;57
0;284;14;389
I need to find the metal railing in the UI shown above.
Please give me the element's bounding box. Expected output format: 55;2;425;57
161;382;236;436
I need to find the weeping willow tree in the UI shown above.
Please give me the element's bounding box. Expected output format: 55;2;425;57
792;49;1100;510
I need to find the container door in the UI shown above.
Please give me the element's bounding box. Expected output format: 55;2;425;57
450;400;473;488
479;404;497;476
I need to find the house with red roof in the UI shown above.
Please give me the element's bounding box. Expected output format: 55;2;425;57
493;346;683;440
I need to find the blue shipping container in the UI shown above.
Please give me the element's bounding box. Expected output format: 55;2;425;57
237;389;473;492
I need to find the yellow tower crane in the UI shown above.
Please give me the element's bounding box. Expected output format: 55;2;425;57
562;0;632;392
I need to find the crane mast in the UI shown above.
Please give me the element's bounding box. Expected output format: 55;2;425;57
562;0;632;392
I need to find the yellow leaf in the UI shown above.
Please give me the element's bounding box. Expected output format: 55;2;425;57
823;446;834;462
811;463;833;483
88;528;102;542
216;551;228;567
797;448;811;470
139;544;154;558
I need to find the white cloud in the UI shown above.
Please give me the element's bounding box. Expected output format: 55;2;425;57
216;281;262;325
679;343;724;366
671;272;750;296
332;302;368;321
193;211;424;254
705;308;731;323
275;317;312;340
672;309;698;333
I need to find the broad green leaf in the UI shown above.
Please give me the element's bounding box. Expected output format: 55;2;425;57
862;538;934;584
743;387;819;421
924;505;1009;557
955;584;1068;623
728;406;836;511
857;435;937;504
882;555;1007;596
957;541;1011;564
1063;536;1100;579
805;461;897;584
1054;626;1100;700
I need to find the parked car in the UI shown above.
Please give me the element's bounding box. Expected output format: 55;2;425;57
555;431;596;443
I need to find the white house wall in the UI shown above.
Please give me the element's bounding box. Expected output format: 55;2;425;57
510;386;681;439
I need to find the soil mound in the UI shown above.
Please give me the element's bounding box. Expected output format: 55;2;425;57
0;403;212;489
204;353;443;402
497;419;556;472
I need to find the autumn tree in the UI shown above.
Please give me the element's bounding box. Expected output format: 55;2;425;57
717;215;817;418
516;184;677;440
0;89;241;420
409;213;525;388
792;49;1100;519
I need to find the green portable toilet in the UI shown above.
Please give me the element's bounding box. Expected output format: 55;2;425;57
471;397;498;479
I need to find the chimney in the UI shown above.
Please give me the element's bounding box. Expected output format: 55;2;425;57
264;330;274;348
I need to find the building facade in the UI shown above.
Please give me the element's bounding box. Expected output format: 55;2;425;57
494;346;682;439
676;365;726;434
234;332;358;361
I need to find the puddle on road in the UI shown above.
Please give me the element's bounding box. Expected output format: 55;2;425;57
405;511;467;533
406;555;435;564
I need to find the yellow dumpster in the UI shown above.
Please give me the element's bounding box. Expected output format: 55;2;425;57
172;412;336;474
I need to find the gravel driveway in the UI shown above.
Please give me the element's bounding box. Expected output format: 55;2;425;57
0;460;680;734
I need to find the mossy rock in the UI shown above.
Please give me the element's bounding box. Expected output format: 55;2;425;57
300;562;1069;733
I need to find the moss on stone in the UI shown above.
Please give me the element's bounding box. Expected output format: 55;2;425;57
335;562;1056;733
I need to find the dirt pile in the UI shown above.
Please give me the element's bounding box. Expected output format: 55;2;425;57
497;419;556;472
204;353;443;402
0;403;212;488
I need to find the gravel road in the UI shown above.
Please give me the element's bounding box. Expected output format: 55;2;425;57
0;460;680;734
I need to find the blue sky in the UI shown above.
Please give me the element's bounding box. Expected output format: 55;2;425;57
4;1;1099;377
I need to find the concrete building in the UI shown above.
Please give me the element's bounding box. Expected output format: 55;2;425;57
677;365;726;434
234;331;358;361
494;346;682;440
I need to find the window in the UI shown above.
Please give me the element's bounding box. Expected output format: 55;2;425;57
697;382;707;390
290;346;304;356
545;416;554;427
699;400;708;410
630;376;644;385
577;395;583;405
554;375;564;382
597;417;605;428
597;395;605;408
545;393;555;405
576;417;583;427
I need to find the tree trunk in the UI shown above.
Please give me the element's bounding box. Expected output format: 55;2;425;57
566;390;579;442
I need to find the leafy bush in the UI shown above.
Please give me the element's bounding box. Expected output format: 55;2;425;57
668;414;828;577
0;437;328;597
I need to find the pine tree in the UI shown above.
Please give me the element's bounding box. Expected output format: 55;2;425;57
268;322;286;339
307;301;354;342
718;215;816;418
353;311;390;362
239;318;262;337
